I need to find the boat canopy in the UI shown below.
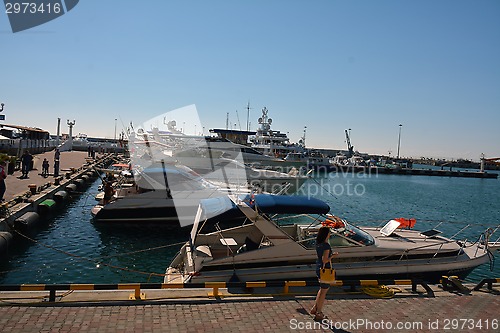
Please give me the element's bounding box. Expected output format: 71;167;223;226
199;193;330;219
191;194;331;244
251;194;330;215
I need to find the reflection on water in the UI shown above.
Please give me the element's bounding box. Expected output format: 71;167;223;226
1;171;499;284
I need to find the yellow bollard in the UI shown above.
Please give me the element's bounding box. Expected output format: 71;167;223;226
206;282;226;297
209;287;219;297
118;284;145;300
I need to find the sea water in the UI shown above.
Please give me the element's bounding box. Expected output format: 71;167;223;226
1;166;499;284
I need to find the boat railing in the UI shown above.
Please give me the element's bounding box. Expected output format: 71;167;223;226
377;239;464;263
430;243;445;261
273;182;292;195
457;239;467;259
449;224;471;240
474;235;483;257
487;225;500;249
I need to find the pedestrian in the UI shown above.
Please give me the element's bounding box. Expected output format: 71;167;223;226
310;226;338;321
21;151;33;178
54;148;60;177
0;161;7;201
42;158;50;177
87;146;92;157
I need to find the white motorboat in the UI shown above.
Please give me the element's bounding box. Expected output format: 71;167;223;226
284;151;334;171
200;158;310;195
165;195;497;284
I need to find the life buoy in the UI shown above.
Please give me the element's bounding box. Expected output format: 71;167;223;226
394;217;416;229
322;215;345;228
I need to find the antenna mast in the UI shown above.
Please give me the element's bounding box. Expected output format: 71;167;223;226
302;126;307;148
235;110;241;130
246;101;252;131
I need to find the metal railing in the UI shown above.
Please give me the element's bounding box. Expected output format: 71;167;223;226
0;278;435;302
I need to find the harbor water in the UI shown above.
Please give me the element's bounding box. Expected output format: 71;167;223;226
1;166;499;284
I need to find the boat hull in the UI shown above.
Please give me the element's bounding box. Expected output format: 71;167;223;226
168;253;489;285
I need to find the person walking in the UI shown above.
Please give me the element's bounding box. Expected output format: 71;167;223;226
21;151;33;178
0;161;7;201
310;226;338;321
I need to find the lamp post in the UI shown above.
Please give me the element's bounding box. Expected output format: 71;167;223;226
67;120;76;151
56;118;61;147
0;103;5;122
114;119;117;140
397;124;402;159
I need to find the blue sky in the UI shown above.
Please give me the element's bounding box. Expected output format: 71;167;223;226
1;0;499;160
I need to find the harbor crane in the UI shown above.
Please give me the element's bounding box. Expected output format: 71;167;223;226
345;129;354;157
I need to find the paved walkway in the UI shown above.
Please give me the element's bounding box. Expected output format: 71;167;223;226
0;289;498;332
4;151;97;202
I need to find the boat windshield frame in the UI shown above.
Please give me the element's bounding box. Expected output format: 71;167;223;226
273;213;375;247
332;222;375;246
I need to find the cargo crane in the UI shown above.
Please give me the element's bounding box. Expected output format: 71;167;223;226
345;129;354;158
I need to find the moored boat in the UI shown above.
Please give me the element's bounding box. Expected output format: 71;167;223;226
165;195;497;284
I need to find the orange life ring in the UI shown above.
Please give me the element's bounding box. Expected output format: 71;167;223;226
322;215;345;228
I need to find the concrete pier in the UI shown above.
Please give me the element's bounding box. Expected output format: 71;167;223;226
0;150;117;232
4;150;91;202
320;165;499;178
0;284;498;332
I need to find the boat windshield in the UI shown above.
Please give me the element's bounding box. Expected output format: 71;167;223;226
333;222;375;246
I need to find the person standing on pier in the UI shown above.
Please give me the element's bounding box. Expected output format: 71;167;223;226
311;226;338;321
42;158;50;177
21;151;33;179
54;148;60;177
0;161;7;201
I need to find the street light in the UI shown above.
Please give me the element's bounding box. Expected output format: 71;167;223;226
397;124;402;159
0;103;5;121
114;119;117;140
